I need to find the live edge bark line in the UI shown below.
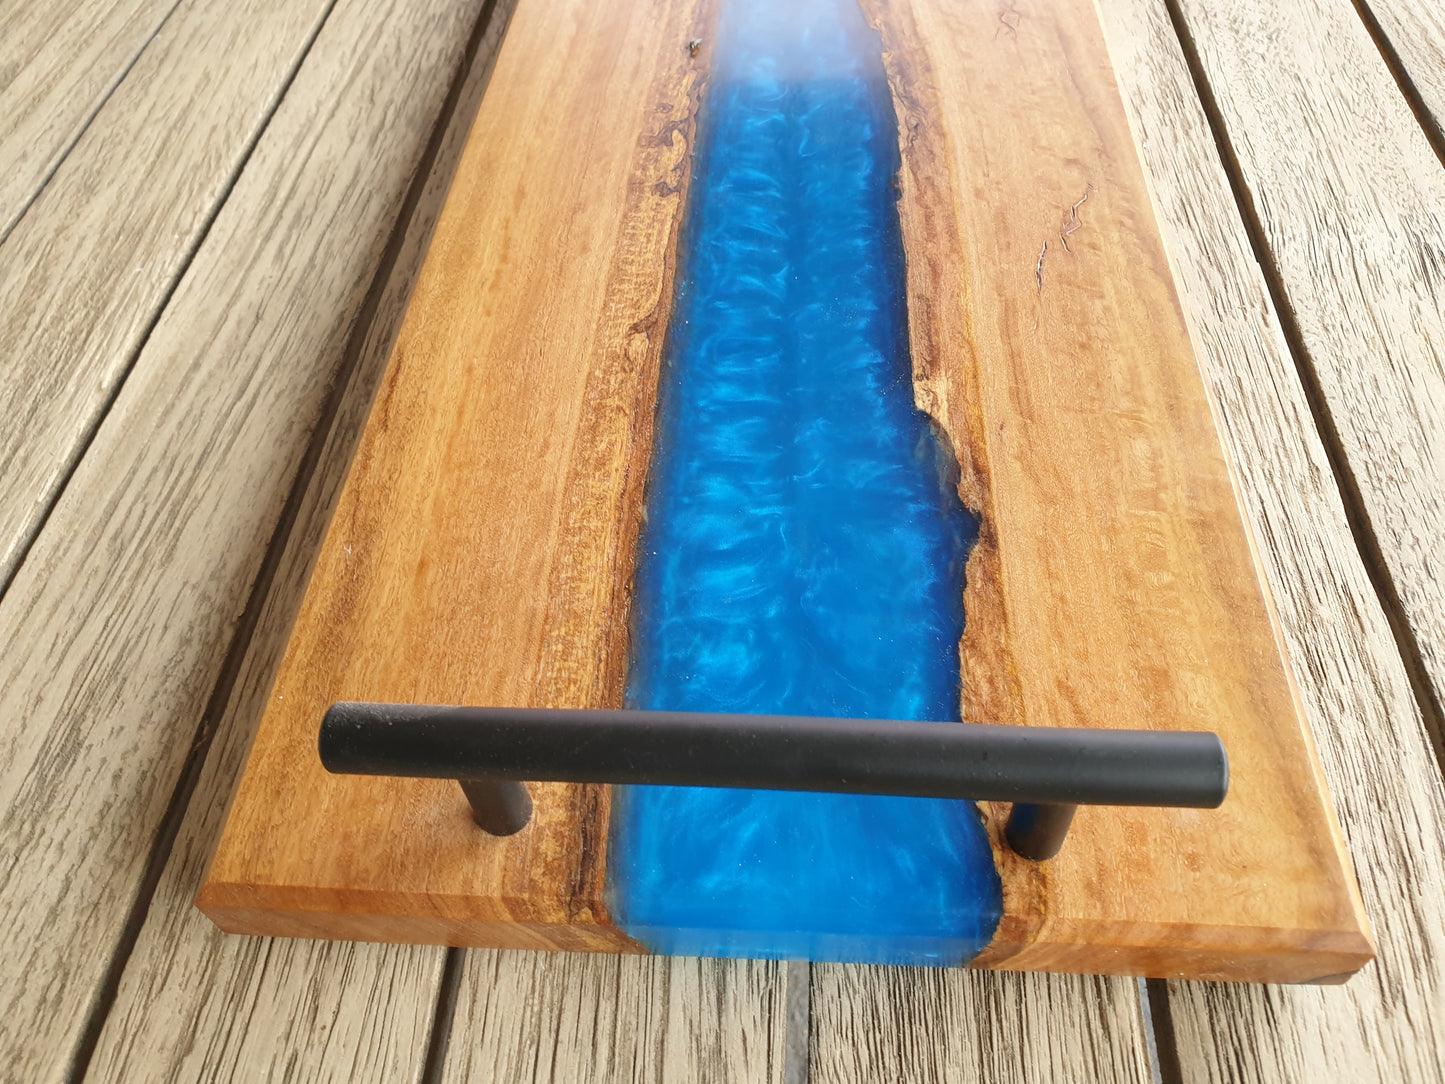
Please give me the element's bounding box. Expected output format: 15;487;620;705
526;0;720;926
859;0;1049;963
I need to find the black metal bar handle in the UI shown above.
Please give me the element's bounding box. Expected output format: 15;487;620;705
319;703;1228;860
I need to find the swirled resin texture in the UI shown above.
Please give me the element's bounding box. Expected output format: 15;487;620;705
610;0;1003;964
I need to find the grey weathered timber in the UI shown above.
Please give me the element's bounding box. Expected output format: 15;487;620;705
1182;0;1445;724
1095;0;1445;1077
0;0;491;1077
0;0;333;589
1355;0;1445;149
440;952;788;1084
811;969;1153;1084
0;0;179;238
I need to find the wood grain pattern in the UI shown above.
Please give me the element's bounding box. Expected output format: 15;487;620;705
0;0;331;587
200;0;713;950
440;953;787;1083
0;0;487;1076
84;2;523;1080
865;0;1370;981
202;0;1371;983
0;0;178;238
1094;0;1445;1075
811;968;1153;1084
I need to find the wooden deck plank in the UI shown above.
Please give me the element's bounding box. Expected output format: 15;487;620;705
0;0;490;1076
1357;0;1445;144
0;0;333;588
1095;0;1445;1077
811;970;1153;1084
441;953;787;1083
1183;0;1445;728
0;0;179;239
86;3;517;1079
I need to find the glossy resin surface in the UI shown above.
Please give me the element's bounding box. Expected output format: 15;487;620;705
611;0;1003;964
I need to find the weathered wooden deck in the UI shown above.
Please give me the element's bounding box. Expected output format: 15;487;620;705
0;0;1441;1079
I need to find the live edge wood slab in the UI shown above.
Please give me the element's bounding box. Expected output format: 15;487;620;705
198;0;1374;982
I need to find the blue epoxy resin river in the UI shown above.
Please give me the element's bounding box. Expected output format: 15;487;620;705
609;0;1003;963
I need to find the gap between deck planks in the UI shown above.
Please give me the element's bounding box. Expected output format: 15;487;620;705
1091;0;1445;1078
0;0;180;240
0;0;491;1078
1353;0;1445;167
0;0;335;594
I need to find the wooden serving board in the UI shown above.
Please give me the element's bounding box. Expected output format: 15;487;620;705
198;0;1374;981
